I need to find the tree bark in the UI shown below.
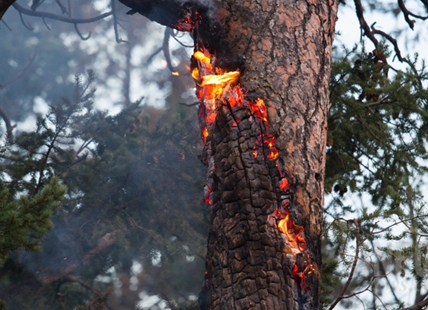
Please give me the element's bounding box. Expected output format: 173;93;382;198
119;0;338;309
198;1;337;309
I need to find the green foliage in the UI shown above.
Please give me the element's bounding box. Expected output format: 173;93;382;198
323;43;428;307
0;71;207;310
0;177;66;265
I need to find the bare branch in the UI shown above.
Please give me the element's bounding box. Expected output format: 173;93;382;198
329;219;360;310
74;23;91;40
1;50;37;89
0;106;16;143
145;46;163;64
397;0;428;30
179;101;199;107
65;275;94;292
162;27;178;73
402;299;428;310
12;2;112;24
38;230;121;286
111;0;127;43
55;0;69;15
17;8;34;30
353;0;378;46
0;0;15;21
1;18;11;30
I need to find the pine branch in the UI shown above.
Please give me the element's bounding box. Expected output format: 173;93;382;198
328;219;360;310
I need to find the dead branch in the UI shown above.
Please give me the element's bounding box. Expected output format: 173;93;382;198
402;299;428;310
55;0;68;15
1;49;36;89
329;219;360;310
12;2;112;25
0;0;15;20
353;0;378;46
0;106;16;142
397;0;428;30
111;0;127;43
162;27;178;73
353;0;424;78
74;23;91;40
38;230;121;285
179;101;199;107
65;275;95;292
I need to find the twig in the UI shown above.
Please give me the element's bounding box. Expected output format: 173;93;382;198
0;106;16;143
401;299;428;310
55;0;69;15
12;2;112;24
1;50;37;89
17;9;34;30
145;46;163;64
329;219;360;310
1;19;12;30
42;17;50;30
353;0;378;46
111;0;127;43
162;27;178;72
179;101;199;107
397;0;428;30
171;30;194;48
74;23;91;40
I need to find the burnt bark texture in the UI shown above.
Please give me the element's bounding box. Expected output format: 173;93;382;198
119;0;338;309
200;1;338;309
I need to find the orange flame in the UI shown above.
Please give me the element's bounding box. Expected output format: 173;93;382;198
202;127;209;144
193;51;211;65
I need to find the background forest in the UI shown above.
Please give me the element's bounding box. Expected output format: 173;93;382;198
1;0;428;309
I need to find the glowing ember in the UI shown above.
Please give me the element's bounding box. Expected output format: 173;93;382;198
171;71;179;76
279;178;288;191
175;15;194;32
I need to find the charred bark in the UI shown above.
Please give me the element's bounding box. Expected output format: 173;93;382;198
120;0;337;309
200;2;337;309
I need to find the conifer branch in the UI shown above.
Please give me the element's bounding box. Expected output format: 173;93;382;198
329;219;360;310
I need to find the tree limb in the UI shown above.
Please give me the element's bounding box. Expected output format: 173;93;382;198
0;0;15;20
397;0;428;30
12;2;112;24
38;230;121;285
402;299;428;310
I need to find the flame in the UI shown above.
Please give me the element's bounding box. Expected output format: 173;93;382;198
274;207;313;290
192;67;200;81
202;127;209;144
200;71;240;87
172;71;179;76
194;51;211;65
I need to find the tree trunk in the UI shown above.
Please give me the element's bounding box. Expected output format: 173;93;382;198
119;0;338;309
198;1;337;309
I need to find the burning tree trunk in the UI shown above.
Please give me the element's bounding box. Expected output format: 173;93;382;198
120;0;338;309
